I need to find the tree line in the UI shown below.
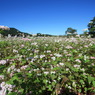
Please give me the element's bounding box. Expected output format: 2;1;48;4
65;17;95;37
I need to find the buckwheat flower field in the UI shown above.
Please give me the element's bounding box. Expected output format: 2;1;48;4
0;37;95;95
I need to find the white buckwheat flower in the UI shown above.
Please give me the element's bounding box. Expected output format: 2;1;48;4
0;75;4;80
75;59;81;63
73;65;80;68
54;53;62;57
59;63;64;66
21;65;28;70
44;71;49;75
0;60;7;65
40;55;45;58
51;57;56;60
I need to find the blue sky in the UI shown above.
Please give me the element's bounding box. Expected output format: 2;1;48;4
0;0;95;35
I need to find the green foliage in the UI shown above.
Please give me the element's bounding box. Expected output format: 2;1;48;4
37;33;52;37
65;27;77;35
88;17;95;37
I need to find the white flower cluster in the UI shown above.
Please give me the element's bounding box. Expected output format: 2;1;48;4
66;46;73;49
73;64;80;68
66;84;72;89
0;60;7;65
7;65;15;73
13;49;18;53
51;71;56;74
40;55;45;58
0;82;15;95
46;50;51;53
54;53;62;57
44;71;49;75
84;55;89;60
59;63;64;66
51;57;56;60
0;75;4;80
75;59;81;63
31;42;37;45
7;65;20;76
21;65;28;70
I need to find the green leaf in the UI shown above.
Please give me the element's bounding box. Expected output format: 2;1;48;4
88;76;94;84
78;89;81;93
93;89;95;92
80;80;84;84
7;92;17;95
47;85;52;91
43;79;47;84
84;87;87;92
93;81;95;87
52;81;56;86
34;78;40;83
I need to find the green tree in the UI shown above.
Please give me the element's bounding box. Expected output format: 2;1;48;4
88;17;95;37
65;27;77;35
0;29;6;36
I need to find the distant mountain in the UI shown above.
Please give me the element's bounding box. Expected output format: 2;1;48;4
0;25;32;37
0;26;10;30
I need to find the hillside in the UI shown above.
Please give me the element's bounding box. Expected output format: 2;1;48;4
0;26;32;37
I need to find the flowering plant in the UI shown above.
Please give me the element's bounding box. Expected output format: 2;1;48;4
0;37;95;95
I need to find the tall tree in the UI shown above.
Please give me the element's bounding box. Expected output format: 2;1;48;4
88;17;95;37
65;27;77;35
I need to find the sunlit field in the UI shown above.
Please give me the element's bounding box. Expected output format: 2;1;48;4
0;37;95;95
